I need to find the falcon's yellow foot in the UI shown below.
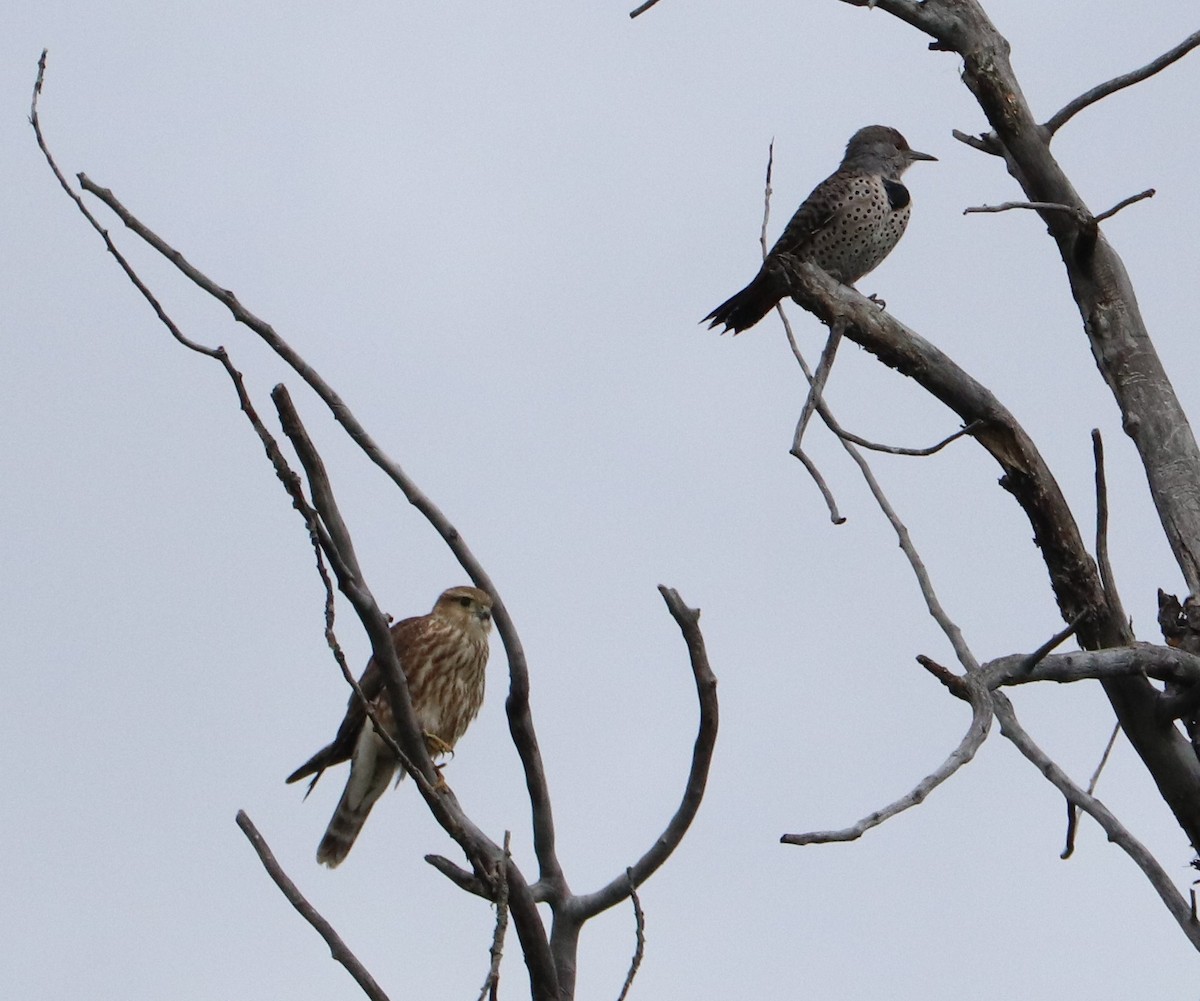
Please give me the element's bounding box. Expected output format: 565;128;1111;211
423;731;456;760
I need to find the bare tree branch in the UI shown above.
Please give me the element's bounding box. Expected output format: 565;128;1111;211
833;420;982;458
1044;29;1200;136
917;654;971;700
790;447;847;525
963;190;1154;228
759;138;775;259
477;832;511;1001
1064;721;1122;859
834;411;979;674
33;46;441;817
852;2;1200;603
951;128;1002;156
572;586;718;918
984;645;1200;690
271;386;436;792
1094;189;1156;224
425;854;491;897
793;325;843;451
70;168;563;892
1091;429;1129;629
786;315;982;457
771;257;1200;848
1016;613;1084;675
991;694;1200;948
963;200;1090;225
782;677;993;845
235;811;392;1001
781;300;846;523
628;0;663;18
38;78;561;990
756;140;848;524
615;869;646;1001
1087;724;1123;798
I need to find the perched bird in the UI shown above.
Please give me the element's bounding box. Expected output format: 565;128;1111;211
287;585;493;867
704;125;936;334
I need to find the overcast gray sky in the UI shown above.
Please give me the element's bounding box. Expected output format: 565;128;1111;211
6;2;1200;998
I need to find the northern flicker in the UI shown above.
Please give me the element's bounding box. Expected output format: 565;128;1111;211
704;125;936;334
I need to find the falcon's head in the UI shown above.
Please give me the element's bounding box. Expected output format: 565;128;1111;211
433;585;494;634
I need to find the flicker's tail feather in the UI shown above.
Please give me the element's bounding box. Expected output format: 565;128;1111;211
703;266;783;334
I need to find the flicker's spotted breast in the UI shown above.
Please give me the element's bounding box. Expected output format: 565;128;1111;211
704;125;936;334
791;171;913;284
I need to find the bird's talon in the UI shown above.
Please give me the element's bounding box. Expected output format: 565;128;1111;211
424;731;456;760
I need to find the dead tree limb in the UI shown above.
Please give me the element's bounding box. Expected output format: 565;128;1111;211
236;811;393;1001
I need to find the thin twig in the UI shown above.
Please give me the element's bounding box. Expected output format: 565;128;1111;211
615;868;646;1001
1064;721;1121;859
917;654;970;700
33;48;422;805
792;325;843;450
1094;189;1156;224
963;200;1089;225
478;832;511;1001
833;419;983;457
759;138;775;258
1092;429;1129;629
29;51;219;363
950;128;1002;156
236;811;392;1001
628;0;664;17
787;324;982;456
784;301;993;843
791;447;847;524
762;141;846;522
785;256;984;672
1017;612;1085;675
1044;29;1200;135
964;190;1154;228
425;854;491;897
839;429;979;674
992;694;1200;948
782;313;845;523
1087;723;1123;797
782;677;993;845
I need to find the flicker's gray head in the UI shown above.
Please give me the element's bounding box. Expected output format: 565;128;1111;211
841;125;937;178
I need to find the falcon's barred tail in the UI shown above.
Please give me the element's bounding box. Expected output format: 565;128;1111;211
703;265;783;334
316;731;398;868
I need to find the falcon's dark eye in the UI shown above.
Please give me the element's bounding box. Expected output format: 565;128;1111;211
458;596;472;608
